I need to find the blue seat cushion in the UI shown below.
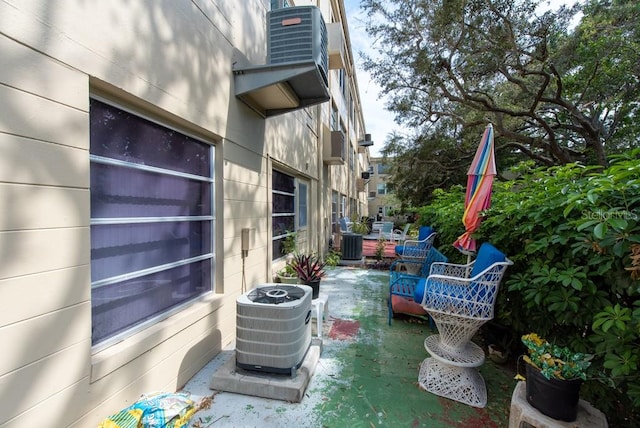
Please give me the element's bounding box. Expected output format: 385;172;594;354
417;226;434;241
413;278;427;304
470;242;506;277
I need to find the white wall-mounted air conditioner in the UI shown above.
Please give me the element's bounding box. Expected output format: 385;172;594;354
359;133;374;147
323;129;345;165
327;22;346;70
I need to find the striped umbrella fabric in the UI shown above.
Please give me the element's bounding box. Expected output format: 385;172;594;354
453;123;497;253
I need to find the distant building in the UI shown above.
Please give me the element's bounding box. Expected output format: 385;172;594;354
367;157;399;221
0;1;372;426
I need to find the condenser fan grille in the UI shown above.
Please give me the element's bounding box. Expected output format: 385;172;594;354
246;285;305;304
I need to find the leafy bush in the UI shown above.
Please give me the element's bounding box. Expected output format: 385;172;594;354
416;149;640;425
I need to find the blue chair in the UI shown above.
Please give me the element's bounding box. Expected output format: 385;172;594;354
388;247;448;325
339;217;352;233
395;226;436;259
415;242;513;408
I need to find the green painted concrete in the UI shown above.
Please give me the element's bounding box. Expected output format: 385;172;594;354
184;267;517;427
311;269;515;427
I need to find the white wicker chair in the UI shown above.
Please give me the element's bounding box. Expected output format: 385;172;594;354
416;242;513;408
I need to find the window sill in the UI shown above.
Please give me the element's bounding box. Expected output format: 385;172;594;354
90;292;223;383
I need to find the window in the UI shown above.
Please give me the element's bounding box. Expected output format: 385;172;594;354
271;0;291;9
339;69;347;98
272;170;296;258
331;105;340;131
377;182;387;195
298;181;308;228
341;194;347;219
89;99;214;347
349;146;354;170
331;190;338;231
272;171;308;257
377;163;389;175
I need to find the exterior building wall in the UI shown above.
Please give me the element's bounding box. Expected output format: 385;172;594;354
367;157;396;221
0;0;369;427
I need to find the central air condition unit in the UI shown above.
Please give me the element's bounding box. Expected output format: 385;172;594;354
268;6;328;86
236;284;312;376
233;6;330;117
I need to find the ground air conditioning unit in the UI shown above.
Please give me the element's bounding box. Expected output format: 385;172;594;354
268;6;328;86
236;284;312;376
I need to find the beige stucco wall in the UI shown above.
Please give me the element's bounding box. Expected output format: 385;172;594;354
0;0;339;426
0;0;370;425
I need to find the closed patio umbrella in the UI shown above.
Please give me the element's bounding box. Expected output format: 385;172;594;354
453;123;496;253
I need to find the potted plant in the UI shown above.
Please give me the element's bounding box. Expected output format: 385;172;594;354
276;262;299;284
520;332;592;422
291;252;326;299
281;230;297;256
350;217;370;235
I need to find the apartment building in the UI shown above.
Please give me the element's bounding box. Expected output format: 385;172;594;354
0;0;371;426
367;156;399;221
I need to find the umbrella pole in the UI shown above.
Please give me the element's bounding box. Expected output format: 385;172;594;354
459;249;475;276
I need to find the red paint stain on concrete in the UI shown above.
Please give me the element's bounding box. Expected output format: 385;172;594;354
328;319;360;340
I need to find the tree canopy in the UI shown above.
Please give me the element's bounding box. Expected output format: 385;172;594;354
361;0;640;207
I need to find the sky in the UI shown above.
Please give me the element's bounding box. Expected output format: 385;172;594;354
343;0;390;158
342;0;580;158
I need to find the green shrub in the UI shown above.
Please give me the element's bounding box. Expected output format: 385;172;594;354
416;149;640;425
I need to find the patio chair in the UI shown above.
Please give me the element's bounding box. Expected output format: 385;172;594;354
339;217;352;233
394;226;437;274
371;221;384;233
415;242;513;408
392;223;411;242
379;223;410;242
387;247;448;325
365;222;408;242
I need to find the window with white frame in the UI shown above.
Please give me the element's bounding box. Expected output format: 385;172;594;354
89;99;214;347
272;170;295;258
377;182;387;195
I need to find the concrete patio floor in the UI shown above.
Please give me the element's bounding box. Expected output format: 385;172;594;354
182;266;516;427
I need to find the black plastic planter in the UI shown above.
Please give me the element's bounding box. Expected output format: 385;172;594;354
525;363;582;422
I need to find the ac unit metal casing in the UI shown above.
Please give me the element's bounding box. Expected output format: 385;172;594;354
267;6;328;86
236;284;312;375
